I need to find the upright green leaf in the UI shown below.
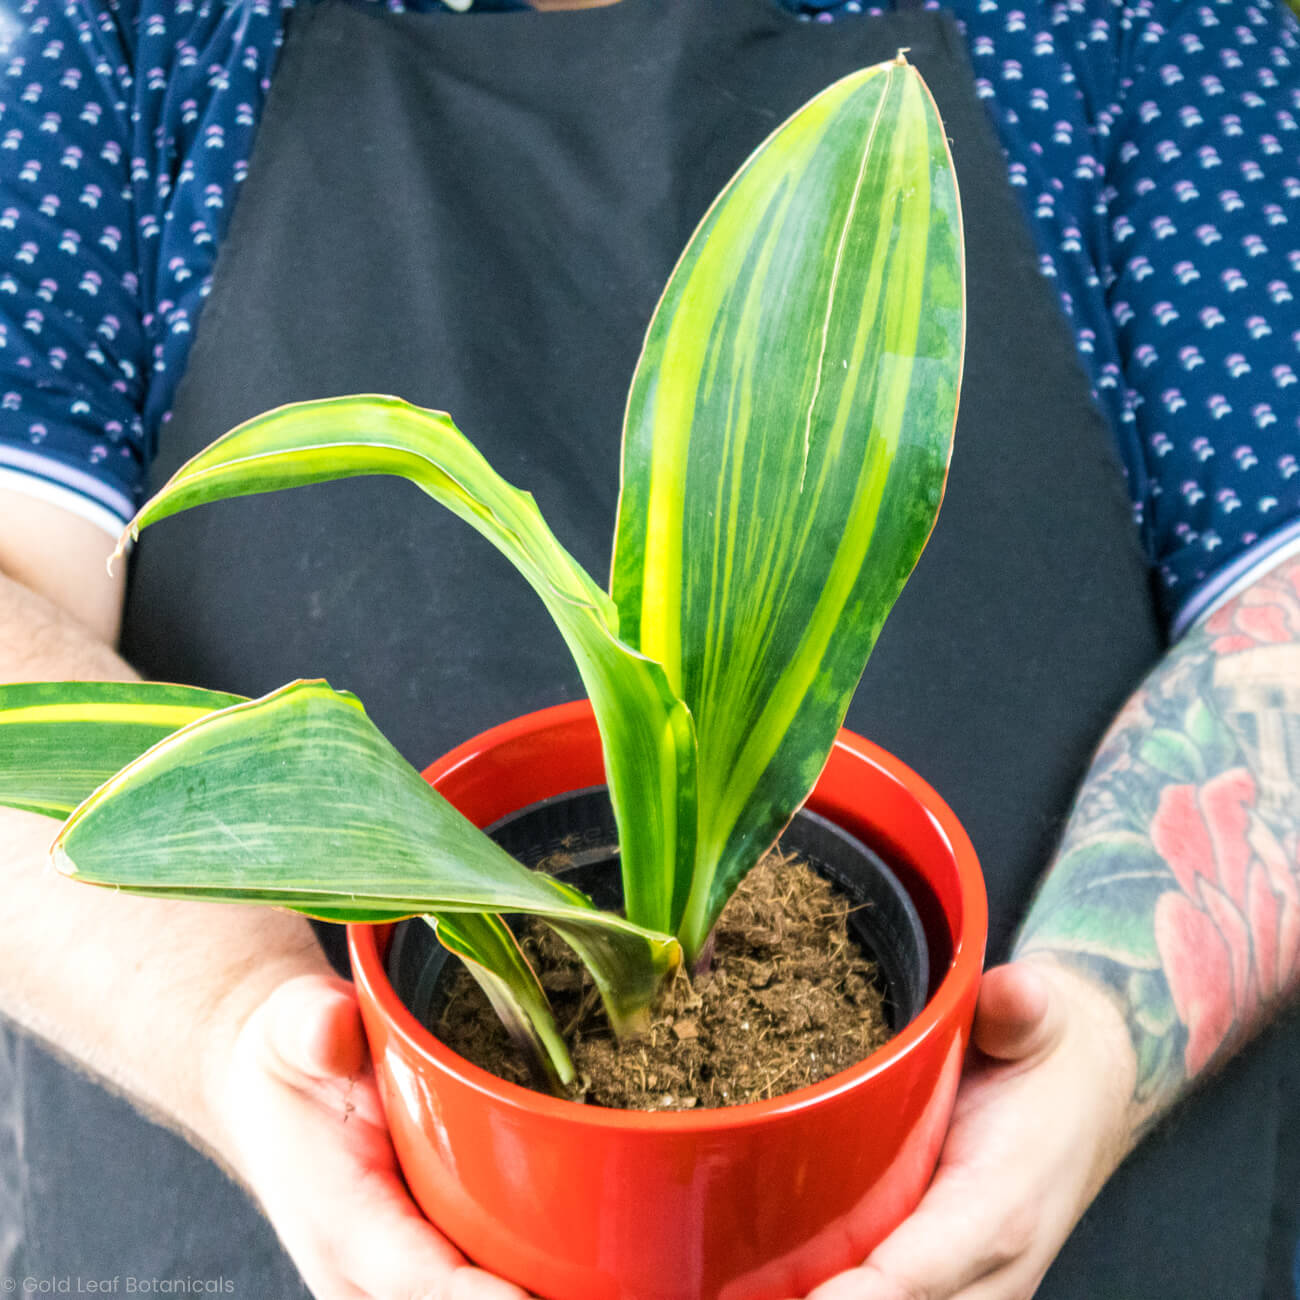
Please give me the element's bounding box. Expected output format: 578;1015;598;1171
611;58;964;957
54;681;679;1035
0;680;244;817
116;397;697;938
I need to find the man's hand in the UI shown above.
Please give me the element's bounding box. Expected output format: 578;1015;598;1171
796;961;1137;1300
214;973;533;1300
0;490;530;1300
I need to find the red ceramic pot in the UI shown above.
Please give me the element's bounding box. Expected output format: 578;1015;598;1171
349;700;986;1300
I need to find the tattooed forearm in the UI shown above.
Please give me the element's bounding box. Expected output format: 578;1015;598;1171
1017;555;1300;1118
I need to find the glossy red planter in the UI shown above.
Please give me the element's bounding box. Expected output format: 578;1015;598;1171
349;701;986;1300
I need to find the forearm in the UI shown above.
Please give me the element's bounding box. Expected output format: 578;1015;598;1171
1016;553;1300;1135
0;542;511;1300
0;568;331;1160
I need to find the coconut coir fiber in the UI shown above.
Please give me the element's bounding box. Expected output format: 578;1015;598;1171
435;848;892;1110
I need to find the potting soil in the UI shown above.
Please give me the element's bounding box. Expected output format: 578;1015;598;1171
435;849;892;1109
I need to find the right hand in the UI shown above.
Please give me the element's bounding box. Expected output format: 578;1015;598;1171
214;972;534;1300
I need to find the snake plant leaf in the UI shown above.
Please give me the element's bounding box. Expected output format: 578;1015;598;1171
53;680;679;1036
114;396;697;938
611;57;965;958
0;680;244;818
426;913;575;1088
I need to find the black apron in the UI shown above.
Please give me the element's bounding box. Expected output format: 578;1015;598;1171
7;0;1298;1294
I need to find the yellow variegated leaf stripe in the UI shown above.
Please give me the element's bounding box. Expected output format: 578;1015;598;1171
53;681;679;1034
429;913;575;1086
116;395;698;938
612;58;964;957
0;680;245;818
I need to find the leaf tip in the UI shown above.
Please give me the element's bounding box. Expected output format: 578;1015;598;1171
50;840;78;878
108;522;138;576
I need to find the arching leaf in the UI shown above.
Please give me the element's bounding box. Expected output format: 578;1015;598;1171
116;396;697;939
54;681;679;1035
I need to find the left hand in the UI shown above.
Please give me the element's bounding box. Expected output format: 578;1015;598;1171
795;959;1139;1300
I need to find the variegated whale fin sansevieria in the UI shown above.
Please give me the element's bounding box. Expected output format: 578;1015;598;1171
612;55;963;957
0;55;963;1081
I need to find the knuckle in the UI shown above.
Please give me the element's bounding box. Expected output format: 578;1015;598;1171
371;1281;439;1300
993;1201;1039;1264
1005;1280;1042;1300
851;1265;932;1300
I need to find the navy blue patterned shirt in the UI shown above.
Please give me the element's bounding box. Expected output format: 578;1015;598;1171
0;0;1297;635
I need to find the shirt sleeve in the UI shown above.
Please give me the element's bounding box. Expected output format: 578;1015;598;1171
0;0;291;535
1099;0;1300;635
918;0;1300;638
0;1;148;532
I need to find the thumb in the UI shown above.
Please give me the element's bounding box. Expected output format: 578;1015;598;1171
257;973;368;1083
971;961;1065;1063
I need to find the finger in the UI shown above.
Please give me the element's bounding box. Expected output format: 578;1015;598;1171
958;1261;1053;1300
250;980;536;1299
802;1177;1029;1300
330;1164;532;1300
443;1266;542;1300
971;962;1061;1063
253;973;388;1128
263;973;368;1081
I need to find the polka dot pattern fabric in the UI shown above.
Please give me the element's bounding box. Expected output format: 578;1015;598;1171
0;0;1296;635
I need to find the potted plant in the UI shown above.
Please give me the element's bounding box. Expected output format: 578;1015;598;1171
0;55;983;1300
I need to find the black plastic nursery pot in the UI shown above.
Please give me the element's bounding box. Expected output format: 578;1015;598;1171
386;784;931;1047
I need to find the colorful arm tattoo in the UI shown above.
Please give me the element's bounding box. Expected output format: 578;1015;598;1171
1017;555;1300;1113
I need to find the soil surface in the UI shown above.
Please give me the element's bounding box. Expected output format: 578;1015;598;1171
434;848;893;1110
